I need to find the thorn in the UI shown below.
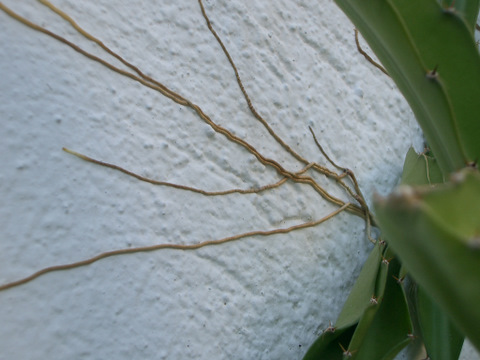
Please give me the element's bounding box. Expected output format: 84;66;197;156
323;321;336;334
421;145;431;156
426;65;439;79
382;256;393;266
468;236;480;250
444;0;456;12
466;160;478;169
392;275;405;284
339;343;356;357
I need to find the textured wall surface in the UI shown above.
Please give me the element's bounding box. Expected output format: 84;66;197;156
0;1;478;359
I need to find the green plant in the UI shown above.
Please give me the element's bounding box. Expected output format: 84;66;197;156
304;0;480;358
0;0;370;288
0;2;384;358
2;1;478;358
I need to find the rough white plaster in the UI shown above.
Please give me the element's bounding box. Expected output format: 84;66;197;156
0;1;478;359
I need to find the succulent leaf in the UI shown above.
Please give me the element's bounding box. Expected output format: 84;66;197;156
401;147;465;359
374;170;480;351
351;255;413;360
438;0;480;31
401;147;444;186
333;0;480;174
335;243;383;329
417;286;465;360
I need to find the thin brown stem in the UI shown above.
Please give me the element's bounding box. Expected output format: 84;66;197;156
354;29;389;77
1;3;366;217
309;126;377;238
63;147;308;196
198;0;311;166
0;203;350;291
0;1;380;293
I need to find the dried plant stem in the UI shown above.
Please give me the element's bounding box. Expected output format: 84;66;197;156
198;0;308;165
354;28;389;77
0;1;379;291
308;126;377;241
0;204;350;291
63;147;310;196
0;2;366;217
198;0;362;196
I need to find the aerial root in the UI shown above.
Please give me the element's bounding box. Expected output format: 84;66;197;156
197;0;311;166
198;0;372;219
0;203;350;291
0;1;383;293
354;29;389;77
64;147;305;196
62;146;366;219
0;2;365;216
309;126;377;241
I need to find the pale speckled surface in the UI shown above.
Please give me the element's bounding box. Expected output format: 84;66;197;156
0;1;478;359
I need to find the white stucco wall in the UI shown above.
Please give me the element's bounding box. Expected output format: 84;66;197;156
0;1;478;359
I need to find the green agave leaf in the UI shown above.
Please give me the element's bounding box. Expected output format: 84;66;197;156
310;245;413;359
303;243;413;359
333;0;480;174
391;0;480;169
439;0;480;31
401;147;465;360
335;243;383;329
417;286;464;360
346;246;392;354
401;147;444;186
303;245;383;359
351;255;413;360
302;326;356;360
374;170;480;352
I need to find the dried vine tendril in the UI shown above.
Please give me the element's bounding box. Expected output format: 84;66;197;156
0;0;379;291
